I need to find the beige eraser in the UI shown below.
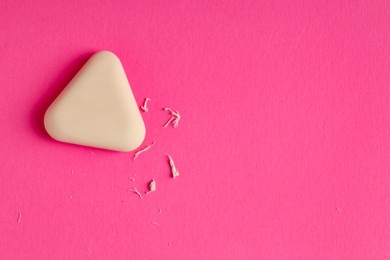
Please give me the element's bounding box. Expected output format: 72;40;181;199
44;51;145;152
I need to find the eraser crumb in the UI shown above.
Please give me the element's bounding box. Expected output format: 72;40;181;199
167;154;180;179
133;141;156;161
146;179;156;194
130;172;136;182
141;98;151;112
158;208;162;214
129;187;143;200
151;222;160;226
17;212;21;223
163;107;181;128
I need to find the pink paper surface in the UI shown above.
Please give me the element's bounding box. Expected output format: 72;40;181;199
1;0;390;259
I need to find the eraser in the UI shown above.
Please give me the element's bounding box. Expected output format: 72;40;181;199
44;51;145;152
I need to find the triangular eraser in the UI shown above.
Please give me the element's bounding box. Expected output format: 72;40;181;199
44;51;145;152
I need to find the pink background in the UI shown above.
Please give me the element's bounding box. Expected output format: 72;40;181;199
1;0;390;259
